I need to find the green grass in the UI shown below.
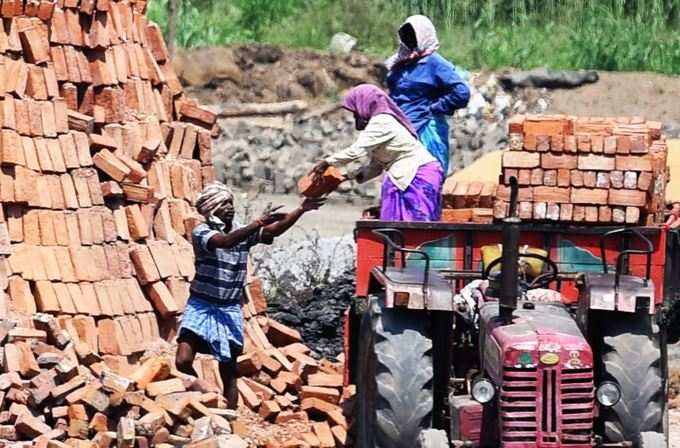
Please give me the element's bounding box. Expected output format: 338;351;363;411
147;0;680;75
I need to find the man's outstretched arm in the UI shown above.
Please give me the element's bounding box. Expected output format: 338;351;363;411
207;207;286;250
262;198;326;240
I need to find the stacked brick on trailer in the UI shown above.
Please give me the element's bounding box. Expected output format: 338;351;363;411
495;115;668;224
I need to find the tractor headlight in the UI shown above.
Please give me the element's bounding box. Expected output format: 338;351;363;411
596;381;621;407
471;378;496;404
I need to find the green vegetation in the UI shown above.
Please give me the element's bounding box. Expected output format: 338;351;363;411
148;0;680;74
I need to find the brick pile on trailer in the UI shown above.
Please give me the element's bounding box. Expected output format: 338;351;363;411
0;0;353;446
495;115;669;224
440;179;496;223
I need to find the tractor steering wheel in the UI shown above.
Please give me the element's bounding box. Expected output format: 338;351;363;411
482;253;560;290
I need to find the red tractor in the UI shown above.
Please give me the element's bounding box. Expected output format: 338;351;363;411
346;179;679;447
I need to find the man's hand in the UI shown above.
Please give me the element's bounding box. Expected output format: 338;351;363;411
257;204;285;226
301;197;326;212
310;160;330;181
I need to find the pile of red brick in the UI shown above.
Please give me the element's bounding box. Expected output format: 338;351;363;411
0;0;218;357
234;278;351;448
441;179;496;223
0;311;248;447
495;115;669;224
0;275;351;447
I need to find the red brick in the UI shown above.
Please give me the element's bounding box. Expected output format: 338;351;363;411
178;101;216;129
585;206;599;223
608;189;647;207
599;206;612;223
604;136;617;154
638;171;653;192
591;135;604;153
577;135;591;152
617;135;631;154
502;151;540;169
8;276;36;315
610;171;624;189
571;188;608;205
533;186;571;204
578;154;615;171
26;65;47;101
125;204;149;240
626;206;641;224
583;171;597;188
19;26;50;64
147;281;179;317
1;129;24;166
541;153;577;170
615;155;653;172
543;170;557;186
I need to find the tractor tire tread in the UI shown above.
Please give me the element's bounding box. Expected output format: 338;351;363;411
357;296;434;448
599;316;666;445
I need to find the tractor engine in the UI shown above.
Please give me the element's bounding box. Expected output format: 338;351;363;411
477;301;595;447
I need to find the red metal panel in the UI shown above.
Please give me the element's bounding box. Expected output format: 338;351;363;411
356;224;667;305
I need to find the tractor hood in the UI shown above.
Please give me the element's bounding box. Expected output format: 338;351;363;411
479;301;592;382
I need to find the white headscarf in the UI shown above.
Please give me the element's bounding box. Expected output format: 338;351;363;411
385;15;440;70
195;182;234;219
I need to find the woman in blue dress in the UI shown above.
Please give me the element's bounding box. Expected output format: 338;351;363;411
386;15;470;175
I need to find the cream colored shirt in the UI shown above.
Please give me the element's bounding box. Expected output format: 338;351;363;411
325;114;436;191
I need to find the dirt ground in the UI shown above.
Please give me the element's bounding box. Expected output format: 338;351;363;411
547;71;680;128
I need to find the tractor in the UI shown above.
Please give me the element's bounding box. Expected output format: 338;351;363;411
345;178;680;447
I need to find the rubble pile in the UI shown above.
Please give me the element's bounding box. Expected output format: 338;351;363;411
496;115;669;224
267;272;355;359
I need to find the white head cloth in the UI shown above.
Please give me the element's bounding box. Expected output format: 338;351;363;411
195;182;234;218
385;15;440;70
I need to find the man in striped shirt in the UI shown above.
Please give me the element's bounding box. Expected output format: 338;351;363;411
175;182;324;408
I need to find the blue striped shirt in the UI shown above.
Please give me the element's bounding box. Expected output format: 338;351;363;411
189;220;262;304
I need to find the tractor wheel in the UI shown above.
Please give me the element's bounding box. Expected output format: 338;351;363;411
417;429;449;448
639;432;667;448
355;296;434;448
596;313;667;447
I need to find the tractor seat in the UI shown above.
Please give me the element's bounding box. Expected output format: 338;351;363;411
370;265;454;311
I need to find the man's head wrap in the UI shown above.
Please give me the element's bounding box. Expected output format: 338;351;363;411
195;182;234;218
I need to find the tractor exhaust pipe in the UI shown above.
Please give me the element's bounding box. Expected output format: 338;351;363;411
500;177;520;325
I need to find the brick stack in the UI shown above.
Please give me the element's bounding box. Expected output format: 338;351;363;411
495;115;668;224
440;179;496;223
0;0;219;359
0;275;351;447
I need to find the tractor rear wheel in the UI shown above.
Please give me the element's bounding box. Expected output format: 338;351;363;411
355;296;435;448
595;313;667;447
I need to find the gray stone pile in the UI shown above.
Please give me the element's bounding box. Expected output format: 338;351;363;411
212;74;551;201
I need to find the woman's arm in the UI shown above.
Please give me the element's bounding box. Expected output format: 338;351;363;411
355;159;384;184
430;63;470;116
311;116;394;178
